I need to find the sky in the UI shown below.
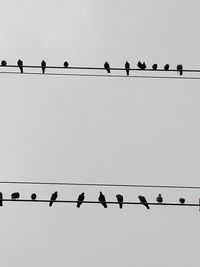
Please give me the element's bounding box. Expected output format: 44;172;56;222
1;1;200;266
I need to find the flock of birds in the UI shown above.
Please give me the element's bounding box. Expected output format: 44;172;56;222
0;60;184;75
0;191;186;209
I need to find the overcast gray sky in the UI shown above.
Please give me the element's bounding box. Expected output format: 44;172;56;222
1;1;200;266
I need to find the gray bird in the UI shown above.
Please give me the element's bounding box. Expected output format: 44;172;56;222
41;60;46;74
164;64;169;70
1;60;7;66
49;191;58;207
152;64;158;70
11;192;20;200
125;61;130;76
137;61;146;70
77;192;85;208
0;192;3;206
138;195;150;209
104;61;110;73
17;59;23;73
64;61;69;68
179;198;185;204
31;193;37;200
156;194;163;203
99;191;107;208
177;64;183;75
116;194;123;208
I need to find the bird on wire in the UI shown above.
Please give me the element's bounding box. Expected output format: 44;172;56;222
1;60;7;66
125;61;130;75
77;192;85;208
177;64;183;75
104;61;110;73
64;61;69;68
156;194;163;203
138;195;150;209
41;60;46;74
17;59;23;73
179;198;185;204
49;191;58;207
0;192;3;206
98;191;107;208
31;193;37;200
116;194;123;208
137;61;146;70
11;192;20;200
152;64;158;70
164;64;169;70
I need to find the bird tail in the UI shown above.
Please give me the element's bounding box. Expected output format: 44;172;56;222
180;70;183;75
107;69;110;73
77;202;81;208
42;67;45;74
49;201;53;207
20;67;23;73
102;202;107;208
119;203;123;209
144;204;150;209
126;69;129;76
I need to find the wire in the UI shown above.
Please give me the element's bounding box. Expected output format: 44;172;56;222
0;180;200;189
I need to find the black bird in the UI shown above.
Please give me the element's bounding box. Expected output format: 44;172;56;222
138;195;150;209
164;64;169;70
64;61;69;68
98;191;107;208
125;61;130;76
41;60;46;74
31;193;37;200
116;194;123;208
177;64;183;75
152;64;158;70
137;61;146;70
156;194;163;203
179;198;185;204
0;192;3;206
104;61;110;73
49;191;58;207
17;59;23;73
1;60;7;66
77;192;85;208
11;192;20;200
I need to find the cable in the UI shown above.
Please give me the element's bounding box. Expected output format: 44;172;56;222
0;180;200;189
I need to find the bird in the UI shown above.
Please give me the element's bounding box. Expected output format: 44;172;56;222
125;61;130;76
31;193;37;200
156;194;163;203
98;191;107;208
137;61;146;70
152;64;158;70
116;194;123;208
179;198;185;204
77;192;85;208
41;60;46;74
64;61;69;68
177;64;183;75
49;191;58;207
138;195;150;209
17;59;23;73
11;192;20;200
164;64;169;70
0;192;3;206
1;60;7;66
104;61;110;73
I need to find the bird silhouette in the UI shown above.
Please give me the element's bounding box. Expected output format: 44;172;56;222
41;60;46;74
152;64;157;70
31;193;37;200
77;192;85;208
156;194;163;203
104;61;110;73
137;61;146;70
0;192;3;206
11;192;20;199
138;195;150;209
164;64;169;70
1;60;7;66
116;194;123;208
177;64;183;75
17;59;23;73
179;198;185;204
98;191;107;208
64;61;69;68
49;191;58;207
125;61;130;76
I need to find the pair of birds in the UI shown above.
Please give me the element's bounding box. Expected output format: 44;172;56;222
104;61;130;75
16;60;47;74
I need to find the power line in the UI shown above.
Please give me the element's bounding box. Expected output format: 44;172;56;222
0;180;200;189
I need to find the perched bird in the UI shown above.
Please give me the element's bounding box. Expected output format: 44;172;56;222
137;61;146;70
179;198;185;204
77;192;85;208
17;59;23;73
177;64;183;75
64;61;69;68
104;61;110;73
0;192;3;206
125;61;130;76
116;194;123;209
41;60;46;74
164;64;169;70
1;60;7;66
156;194;163;203
152;64;158;70
11;192;20;199
49;191;58;207
138;195;150;209
98;191;107;208
31;193;37;200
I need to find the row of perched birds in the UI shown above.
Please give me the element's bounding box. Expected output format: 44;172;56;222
0;60;184;75
0;192;186;209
